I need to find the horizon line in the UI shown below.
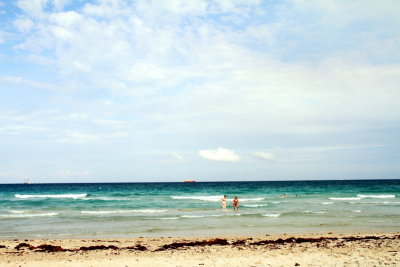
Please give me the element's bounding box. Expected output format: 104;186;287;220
1;178;399;185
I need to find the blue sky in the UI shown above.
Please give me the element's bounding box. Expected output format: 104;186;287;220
1;0;399;183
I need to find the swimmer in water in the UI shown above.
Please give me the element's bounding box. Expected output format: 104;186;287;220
221;195;227;211
233;196;239;211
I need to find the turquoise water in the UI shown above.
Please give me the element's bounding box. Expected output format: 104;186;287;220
0;180;399;239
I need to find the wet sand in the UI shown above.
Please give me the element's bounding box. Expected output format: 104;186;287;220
1;232;399;266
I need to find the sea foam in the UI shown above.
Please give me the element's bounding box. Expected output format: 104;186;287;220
15;194;87;199
80;209;167;214
181;215;207;218
382;201;400;205
243;204;268;208
357;194;396;199
171;196;265;202
328;194;396;201
240;198;265;202
159;217;180;220
262;213;281;217
329;197;361;201
350;201;400;205
171;196;221;202
0;212;58;218
181;214;224;219
303;211;327;214
81;196;138;201
9;210;26;214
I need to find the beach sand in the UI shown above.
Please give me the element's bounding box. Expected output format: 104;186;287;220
1;233;399;266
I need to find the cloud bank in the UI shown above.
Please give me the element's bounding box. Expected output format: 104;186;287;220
199;148;241;162
0;0;399;181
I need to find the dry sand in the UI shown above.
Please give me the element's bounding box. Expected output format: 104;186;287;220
1;232;399;266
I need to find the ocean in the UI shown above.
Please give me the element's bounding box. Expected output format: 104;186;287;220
0;180;399;239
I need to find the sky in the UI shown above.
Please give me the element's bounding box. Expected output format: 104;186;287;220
0;0;399;183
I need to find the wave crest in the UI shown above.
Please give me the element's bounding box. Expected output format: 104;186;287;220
357;194;396;199
329;197;361;201
80;209;167;214
0;212;58;218
262;213;281;217
171;196;221;202
243;204;268;208
15;194;87;199
171;196;264;202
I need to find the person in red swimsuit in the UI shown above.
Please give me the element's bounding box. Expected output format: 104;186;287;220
233;196;239;210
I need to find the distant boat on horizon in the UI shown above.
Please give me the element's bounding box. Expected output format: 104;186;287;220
183;179;196;183
23;178;30;184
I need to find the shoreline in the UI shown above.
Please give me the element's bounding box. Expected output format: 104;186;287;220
1;232;399;266
2;229;399;241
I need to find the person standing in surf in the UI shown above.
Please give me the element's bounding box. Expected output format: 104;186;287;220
221;195;227;211
233;196;239;211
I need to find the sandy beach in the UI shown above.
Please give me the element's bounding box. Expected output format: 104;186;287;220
1;232;399;266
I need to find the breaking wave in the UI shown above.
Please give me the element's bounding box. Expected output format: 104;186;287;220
262;213;281;217
171;196;264;202
0;212;58;218
80;209;167;214
15;194;87;199
329;197;361;201
357;194;395;199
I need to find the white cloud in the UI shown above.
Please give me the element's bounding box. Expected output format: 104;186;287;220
12;1;400;126
0;76;58;91
16;0;71;17
1;0;399;181
290;0;400;27
254;144;387;164
13;18;34;32
0;31;8;44
7;5;399;138
16;0;48;18
56;132;100;143
93;119;125;126
4;0;400;139
253;151;277;162
198;147;241;162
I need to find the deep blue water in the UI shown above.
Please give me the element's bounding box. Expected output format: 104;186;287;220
0;180;399;239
